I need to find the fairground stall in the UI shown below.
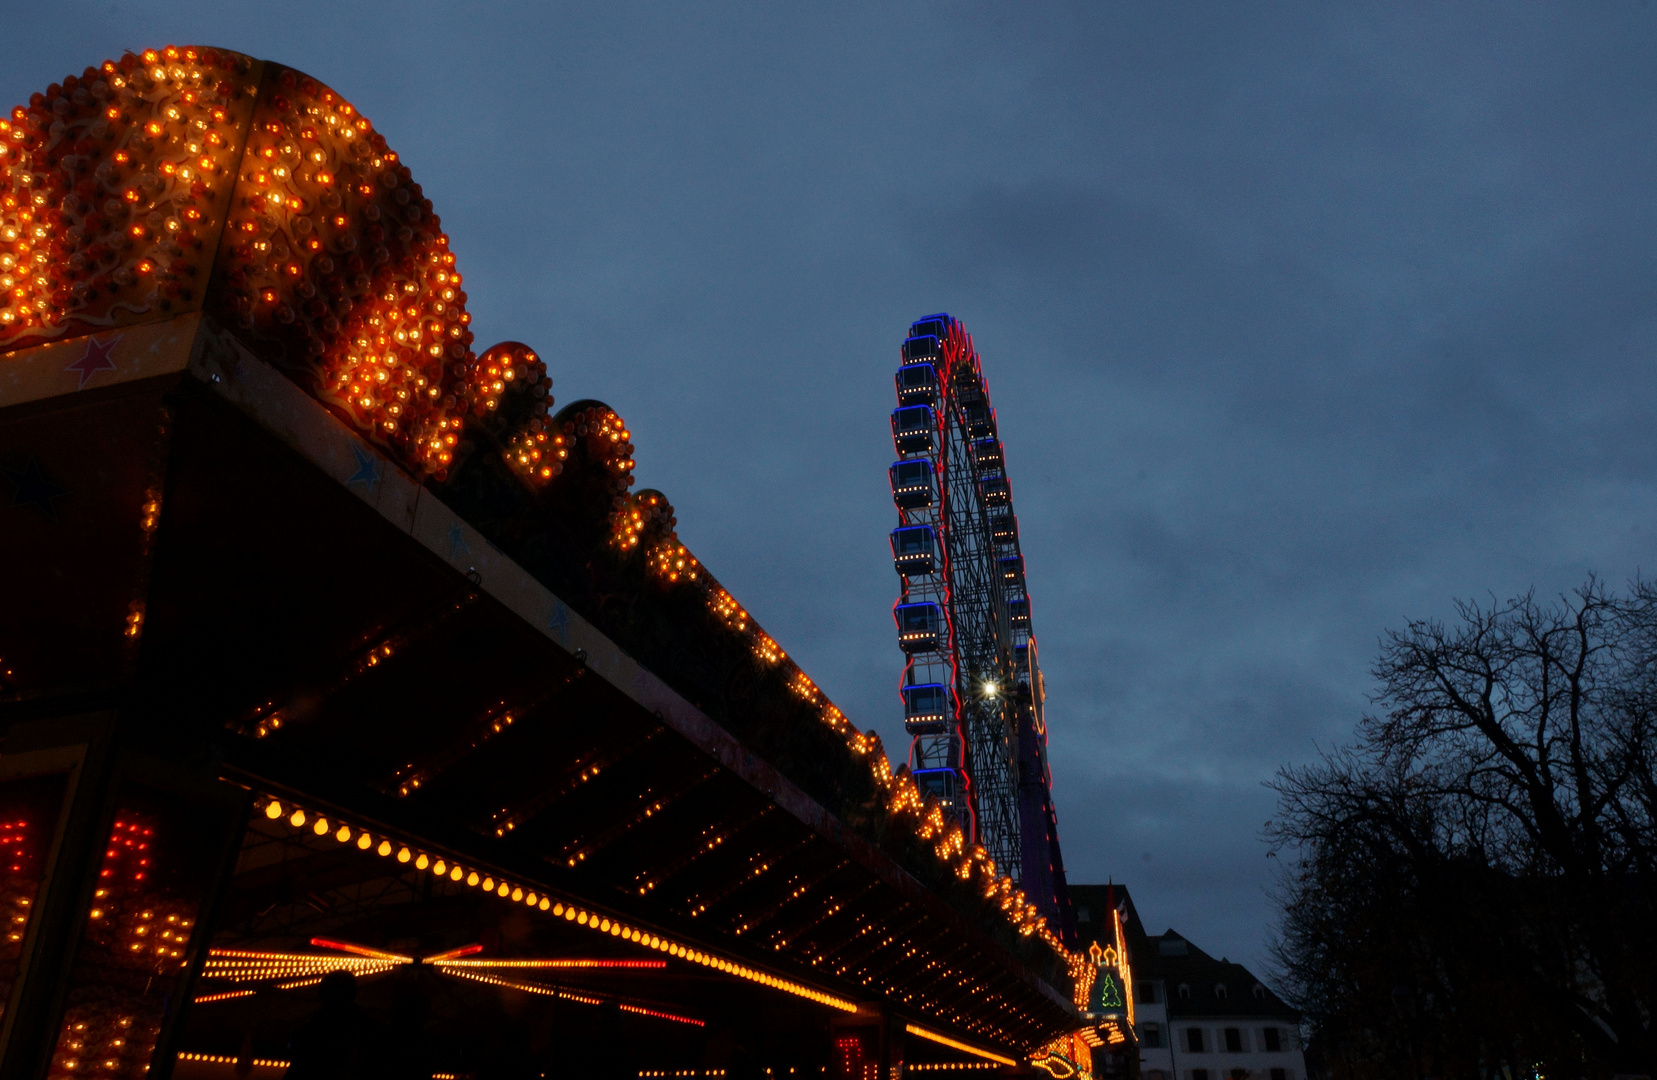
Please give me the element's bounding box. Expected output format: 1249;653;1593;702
0;45;1130;1080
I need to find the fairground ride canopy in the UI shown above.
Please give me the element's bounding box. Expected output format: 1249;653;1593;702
0;44;1107;1073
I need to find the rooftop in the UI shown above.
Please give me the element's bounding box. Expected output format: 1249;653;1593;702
1068;884;1299;1022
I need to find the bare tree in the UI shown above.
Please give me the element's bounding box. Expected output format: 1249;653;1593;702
1270;578;1657;1078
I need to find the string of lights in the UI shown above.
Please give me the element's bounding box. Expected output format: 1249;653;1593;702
904;1065;999;1071
902;1025;1016;1068
197;938;705;1028
436;958;666;969
175;1052;290;1068
231;797;863;1020
175;1057;467;1080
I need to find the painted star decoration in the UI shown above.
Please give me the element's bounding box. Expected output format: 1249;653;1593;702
346;443;382;493
64;335;120;390
3;456;68;520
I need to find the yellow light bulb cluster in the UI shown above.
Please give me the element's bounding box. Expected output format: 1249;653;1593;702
555;404;635;506
50;808;204;1080
220;62;478;477
0;47;257;347
481;341;562;482
1070;951;1098;1012
0;46;569;489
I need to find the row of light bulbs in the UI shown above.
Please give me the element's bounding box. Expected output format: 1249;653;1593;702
604;486;1060;965
265;797;1061;1057
260;797;860;1015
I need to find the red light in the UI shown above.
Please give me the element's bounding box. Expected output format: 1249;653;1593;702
616;1003;704;1027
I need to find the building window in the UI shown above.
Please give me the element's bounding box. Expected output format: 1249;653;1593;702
1214;983;1228;1001
1229;1071;1249;1080
1263;1027;1282;1052
1177;982;1192;1001
1224;1028;1243;1052
1253;982;1267;1001
1139;1023;1163;1048
1270;1070;1288;1080
1144;1073;1167;1080
1186;1028;1205;1053
1138;981;1160;1004
1191;1071;1209;1080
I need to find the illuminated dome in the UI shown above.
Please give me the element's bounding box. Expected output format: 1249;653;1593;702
0;45;554;480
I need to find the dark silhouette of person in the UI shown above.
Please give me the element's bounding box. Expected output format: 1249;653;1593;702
284;970;370;1080
376;979;432;1080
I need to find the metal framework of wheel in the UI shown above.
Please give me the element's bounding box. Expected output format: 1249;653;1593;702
885;313;1073;931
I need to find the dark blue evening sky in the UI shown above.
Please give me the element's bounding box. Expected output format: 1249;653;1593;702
14;2;1657;980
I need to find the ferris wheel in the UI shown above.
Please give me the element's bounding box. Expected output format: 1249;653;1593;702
885;313;1073;932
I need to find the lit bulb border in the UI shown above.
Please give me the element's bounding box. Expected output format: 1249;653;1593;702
175;1053;290;1068
609;499;1071;968
254;795;859;1015
247;795;1049;1065
903;1026;1016;1068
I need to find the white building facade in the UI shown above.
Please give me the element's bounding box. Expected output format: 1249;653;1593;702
1068;885;1306;1080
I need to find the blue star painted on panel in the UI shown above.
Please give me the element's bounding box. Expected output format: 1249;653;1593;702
346;443;382;492
447;524;471;561
3;456;68;520
547;601;569;646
